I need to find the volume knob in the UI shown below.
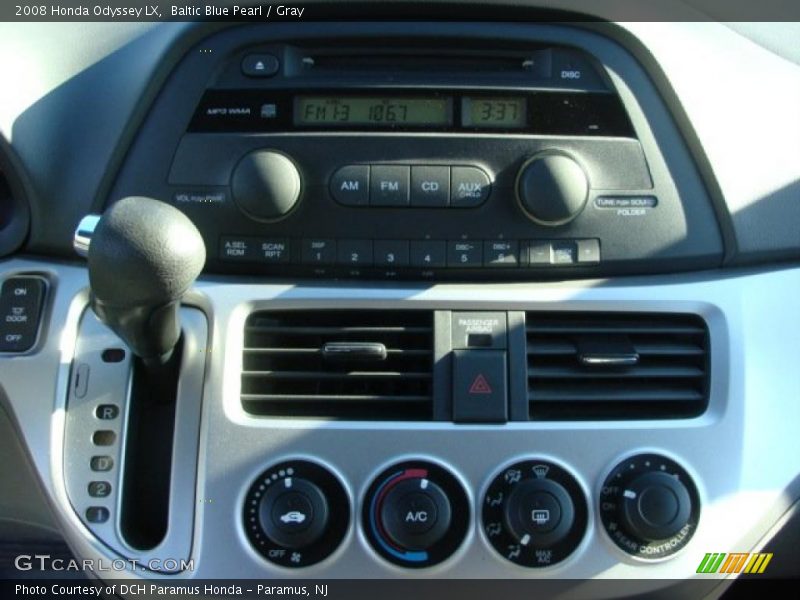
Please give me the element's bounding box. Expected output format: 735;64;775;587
516;152;588;226
231;150;301;221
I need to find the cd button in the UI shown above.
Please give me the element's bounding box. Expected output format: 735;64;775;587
451;167;491;207
370;166;410;207
411;166;449;207
331;165;369;207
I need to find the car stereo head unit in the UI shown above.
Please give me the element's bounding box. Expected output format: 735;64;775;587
106;28;723;280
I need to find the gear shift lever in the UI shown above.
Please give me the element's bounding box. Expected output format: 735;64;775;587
74;197;205;366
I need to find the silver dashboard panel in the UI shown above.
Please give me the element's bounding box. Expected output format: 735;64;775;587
0;257;798;587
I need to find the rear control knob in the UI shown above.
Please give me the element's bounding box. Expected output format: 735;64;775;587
516;152;589;226
482;460;587;567
364;461;469;568
600;453;700;559
231;150;301;221
244;460;348;568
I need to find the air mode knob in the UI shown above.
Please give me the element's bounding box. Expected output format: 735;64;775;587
231;150;301;221
599;454;700;559
516;152;589;226
482;460;588;568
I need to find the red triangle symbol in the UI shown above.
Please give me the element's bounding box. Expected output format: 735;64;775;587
468;373;492;395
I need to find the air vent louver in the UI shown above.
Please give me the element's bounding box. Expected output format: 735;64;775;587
242;310;433;419
526;312;709;420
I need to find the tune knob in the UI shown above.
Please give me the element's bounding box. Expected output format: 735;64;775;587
244;460;349;568
600;454;700;559
482;460;588;567
363;461;469;568
231;150;301;221
516;152;589;225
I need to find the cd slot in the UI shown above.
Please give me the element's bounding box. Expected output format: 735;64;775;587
307;53;535;74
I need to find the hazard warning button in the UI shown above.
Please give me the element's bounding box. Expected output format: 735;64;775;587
453;349;507;423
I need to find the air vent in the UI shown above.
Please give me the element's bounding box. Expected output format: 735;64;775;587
526;312;710;420
241;310;433;419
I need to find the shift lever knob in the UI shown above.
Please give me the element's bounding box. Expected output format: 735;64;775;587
75;197;205;365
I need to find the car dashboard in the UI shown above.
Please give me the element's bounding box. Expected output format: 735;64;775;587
0;8;799;598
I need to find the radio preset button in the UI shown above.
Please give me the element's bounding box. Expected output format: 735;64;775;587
302;239;336;264
411;166;450;207
451;167;491;207
374;240;410;267
370;166;410;207
447;241;482;267
484;241;519;267
331;165;370;207
410;241;446;268
337;240;373;266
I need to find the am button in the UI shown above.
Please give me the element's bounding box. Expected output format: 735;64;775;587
330;165;369;207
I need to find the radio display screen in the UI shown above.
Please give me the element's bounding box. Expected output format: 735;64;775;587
462;97;527;128
294;96;451;127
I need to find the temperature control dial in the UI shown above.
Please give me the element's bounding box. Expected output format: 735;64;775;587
482;460;588;567
363;461;469;568
599;453;700;559
244;460;349;568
